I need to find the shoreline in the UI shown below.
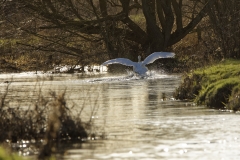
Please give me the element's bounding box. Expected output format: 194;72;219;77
175;59;240;111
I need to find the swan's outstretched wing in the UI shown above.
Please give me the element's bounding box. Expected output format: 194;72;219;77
102;58;135;67
143;52;175;65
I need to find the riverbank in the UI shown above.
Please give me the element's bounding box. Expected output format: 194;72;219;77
175;59;240;111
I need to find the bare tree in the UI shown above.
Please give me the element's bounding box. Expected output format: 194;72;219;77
207;0;240;58
3;0;216;62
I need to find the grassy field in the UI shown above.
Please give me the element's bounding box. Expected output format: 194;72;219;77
175;59;240;111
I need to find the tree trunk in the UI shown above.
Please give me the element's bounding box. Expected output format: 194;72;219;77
142;0;164;53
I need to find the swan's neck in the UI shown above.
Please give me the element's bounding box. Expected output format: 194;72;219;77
138;55;141;62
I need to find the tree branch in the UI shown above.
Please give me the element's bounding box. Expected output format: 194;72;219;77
172;0;183;30
169;0;217;47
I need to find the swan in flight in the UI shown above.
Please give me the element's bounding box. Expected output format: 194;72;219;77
101;52;175;76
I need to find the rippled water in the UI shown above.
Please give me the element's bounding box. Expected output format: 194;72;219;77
0;72;239;159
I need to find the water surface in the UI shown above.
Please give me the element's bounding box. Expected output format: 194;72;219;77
0;72;239;159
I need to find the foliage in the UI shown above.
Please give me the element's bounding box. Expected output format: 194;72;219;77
0;147;23;160
175;59;240;111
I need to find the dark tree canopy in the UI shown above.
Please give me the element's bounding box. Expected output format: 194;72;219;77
2;0;217;62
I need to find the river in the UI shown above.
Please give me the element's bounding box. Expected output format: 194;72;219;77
0;72;239;159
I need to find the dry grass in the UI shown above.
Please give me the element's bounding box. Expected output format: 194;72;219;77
0;82;91;159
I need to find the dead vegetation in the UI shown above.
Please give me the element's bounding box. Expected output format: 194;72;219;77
0;82;91;159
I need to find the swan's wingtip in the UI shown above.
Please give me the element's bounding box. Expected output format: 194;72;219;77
170;52;175;57
152;51;175;57
101;63;107;66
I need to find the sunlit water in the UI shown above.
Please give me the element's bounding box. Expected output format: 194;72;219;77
0;72;239;160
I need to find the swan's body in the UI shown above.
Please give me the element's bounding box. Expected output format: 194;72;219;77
101;52;175;76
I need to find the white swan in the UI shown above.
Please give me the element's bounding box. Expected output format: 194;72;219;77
101;52;175;76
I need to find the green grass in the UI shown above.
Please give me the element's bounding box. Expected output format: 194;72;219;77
175;59;240;111
0;147;23;160
194;59;240;84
